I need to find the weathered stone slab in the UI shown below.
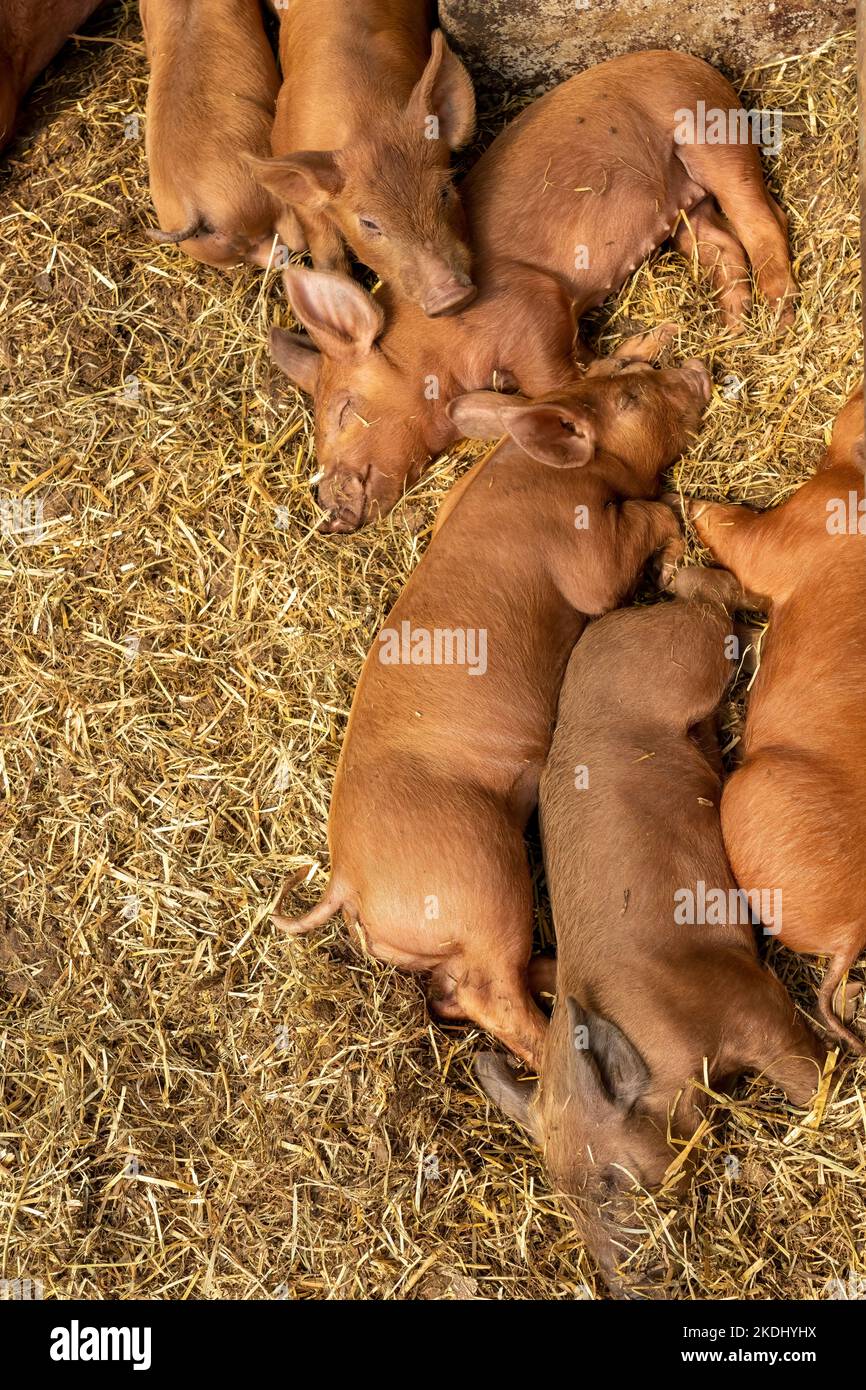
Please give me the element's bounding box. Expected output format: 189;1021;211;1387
439;0;857;92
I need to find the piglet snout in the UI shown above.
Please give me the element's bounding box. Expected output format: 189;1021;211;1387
317;468;368;534
318;465;409;533
422;274;477;318
680;358;713;403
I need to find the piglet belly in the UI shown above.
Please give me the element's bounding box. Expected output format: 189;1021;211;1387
568;177;706;311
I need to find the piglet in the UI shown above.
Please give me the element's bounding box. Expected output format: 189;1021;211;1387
1;0;105;149
690;386;866;1051
141;0;280;268
273;335;711;1069
253;2;476;314
476;567;825;1295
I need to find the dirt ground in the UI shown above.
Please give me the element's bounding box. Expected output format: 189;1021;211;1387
0;3;863;1299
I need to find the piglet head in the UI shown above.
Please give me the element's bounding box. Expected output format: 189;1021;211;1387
269;268;444;532
581;346;711;482
253;31;476;316
448;330;710;483
476;998;693;1297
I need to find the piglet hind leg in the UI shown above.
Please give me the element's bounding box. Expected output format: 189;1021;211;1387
429;960;549;1072
755;1035;829;1108
676;144;795;326
818;951;866;1055
670;198;752;330
299;210;349;276
277;207;308;257
733;970;829;1105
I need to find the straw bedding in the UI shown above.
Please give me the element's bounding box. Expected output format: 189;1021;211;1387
0;2;862;1299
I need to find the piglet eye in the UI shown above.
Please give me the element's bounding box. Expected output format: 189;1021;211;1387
440;185;451;204
359;216;382;235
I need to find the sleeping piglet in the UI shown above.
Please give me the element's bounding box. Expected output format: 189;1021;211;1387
141;0;281;268
273;333;711;1071
476;567;825;1295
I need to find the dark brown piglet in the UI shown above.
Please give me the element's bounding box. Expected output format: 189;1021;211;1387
476;568;825;1295
273;339;711;1070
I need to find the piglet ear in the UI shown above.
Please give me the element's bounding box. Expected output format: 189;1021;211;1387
446;389;527;440
248;151;344;208
567;998;649;1112
282;267;385;361
407;29;476;149
268;327;321;395
504;404;597;469
448;393;597;467
474;1052;540;1139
